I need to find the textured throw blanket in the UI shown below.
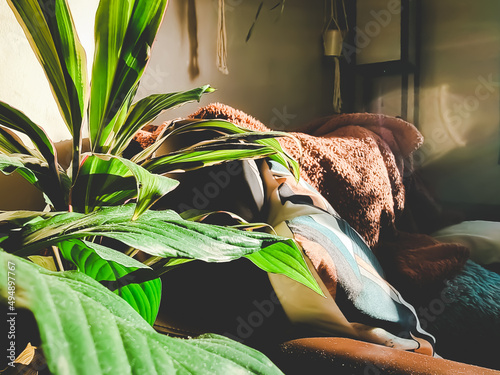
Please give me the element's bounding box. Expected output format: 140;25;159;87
188;104;423;247
133;103;470;299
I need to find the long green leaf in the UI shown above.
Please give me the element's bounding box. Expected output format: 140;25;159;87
0;102;70;208
6;0;87;137
0;101;55;165
142;143;279;174
105;83;139;154
131;118;261;163
135;119;301;179
58;239;161;325
0;153;69;209
72;154;178;217
110;85;215;156
0;126;37;157
0;251;284;374
89;0;168;153
2;205;320;294
0;153;39;186
0;210;56;229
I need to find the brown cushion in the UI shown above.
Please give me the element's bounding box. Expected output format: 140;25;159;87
276;337;500;375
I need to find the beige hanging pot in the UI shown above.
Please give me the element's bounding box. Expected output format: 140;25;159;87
323;0;348;113
217;0;229;74
323;29;344;57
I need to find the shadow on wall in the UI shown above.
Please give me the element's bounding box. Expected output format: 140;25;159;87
142;0;330;129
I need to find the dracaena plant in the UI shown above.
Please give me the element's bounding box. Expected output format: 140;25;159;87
0;0;319;373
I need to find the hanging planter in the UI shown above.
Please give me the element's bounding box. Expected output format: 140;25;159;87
217;0;229;74
323;29;344;57
323;0;348;113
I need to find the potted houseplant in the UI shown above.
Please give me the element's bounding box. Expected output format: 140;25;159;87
0;0;320;373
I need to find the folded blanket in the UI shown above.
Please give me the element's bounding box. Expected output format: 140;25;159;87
188;103;410;247
301;113;424;174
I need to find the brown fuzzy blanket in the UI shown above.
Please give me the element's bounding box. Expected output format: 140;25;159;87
134;103;470;296
189;103;414;248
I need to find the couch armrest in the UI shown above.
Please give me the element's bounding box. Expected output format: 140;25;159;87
276;337;500;375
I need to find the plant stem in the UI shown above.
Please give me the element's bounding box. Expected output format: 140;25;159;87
52;246;65;271
72;131;81;183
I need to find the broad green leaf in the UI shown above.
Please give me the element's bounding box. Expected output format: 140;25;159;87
9;205;281;260
58;239;161;325
0;153;69;209
3;205;320;294
110;85;215;156
72;154;137;213
0;251;284;374
72;154;178;217
81;240;150;270
117;157;179;219
89;0;168;153
159;118;259;138
246;242;323;295
6;0;87;137
181;210;323;296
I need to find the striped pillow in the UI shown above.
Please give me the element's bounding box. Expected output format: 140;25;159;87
262;160;436;355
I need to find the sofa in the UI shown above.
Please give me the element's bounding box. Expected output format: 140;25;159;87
134;103;500;374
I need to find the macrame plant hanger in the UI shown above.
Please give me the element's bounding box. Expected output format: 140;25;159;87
217;0;229;74
323;0;348;113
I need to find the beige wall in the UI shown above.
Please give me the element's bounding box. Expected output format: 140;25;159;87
0;0;331;210
143;0;330;128
417;0;500;206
